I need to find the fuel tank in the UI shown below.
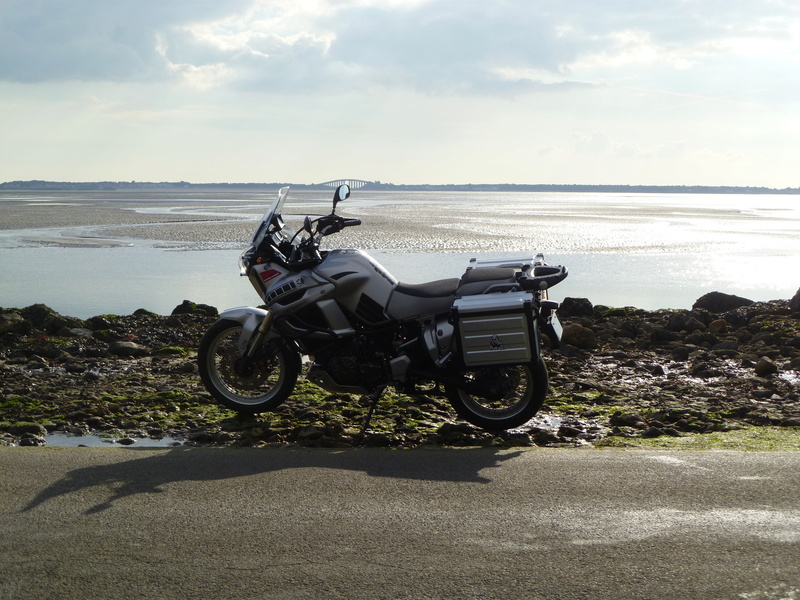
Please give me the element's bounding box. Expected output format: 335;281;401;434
314;249;398;324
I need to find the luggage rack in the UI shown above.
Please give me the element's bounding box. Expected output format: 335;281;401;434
466;253;545;271
468;254;568;291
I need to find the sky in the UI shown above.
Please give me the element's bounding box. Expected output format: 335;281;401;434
1;0;799;187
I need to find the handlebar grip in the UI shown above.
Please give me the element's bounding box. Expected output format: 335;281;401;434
344;218;361;227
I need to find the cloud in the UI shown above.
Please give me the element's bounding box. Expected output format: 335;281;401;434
574;131;612;155
2;0;799;99
0;0;252;82
325;2;578;93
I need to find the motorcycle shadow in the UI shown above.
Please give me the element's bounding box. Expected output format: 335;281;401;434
22;446;525;515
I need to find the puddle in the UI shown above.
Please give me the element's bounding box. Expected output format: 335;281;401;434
44;433;185;448
22;236;133;248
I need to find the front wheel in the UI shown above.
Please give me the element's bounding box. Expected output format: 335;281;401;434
198;319;300;413
445;359;548;430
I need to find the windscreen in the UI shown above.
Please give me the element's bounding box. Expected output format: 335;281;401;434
250;186;290;246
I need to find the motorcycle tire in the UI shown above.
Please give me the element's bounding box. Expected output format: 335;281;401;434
198;319;300;413
445;358;548;430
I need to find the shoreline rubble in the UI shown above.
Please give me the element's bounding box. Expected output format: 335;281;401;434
1;290;799;449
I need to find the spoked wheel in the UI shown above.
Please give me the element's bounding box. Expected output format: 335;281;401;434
445;359;548;430
198;319;300;413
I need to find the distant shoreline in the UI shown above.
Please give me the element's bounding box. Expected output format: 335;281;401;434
1;180;799;194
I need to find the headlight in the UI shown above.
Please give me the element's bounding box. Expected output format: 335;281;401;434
238;250;250;276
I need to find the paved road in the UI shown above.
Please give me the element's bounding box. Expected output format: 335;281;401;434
1;447;798;600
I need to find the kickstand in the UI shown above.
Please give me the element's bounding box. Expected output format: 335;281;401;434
356;387;385;444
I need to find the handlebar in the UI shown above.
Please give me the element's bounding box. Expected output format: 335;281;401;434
286;214;363;267
317;215;361;236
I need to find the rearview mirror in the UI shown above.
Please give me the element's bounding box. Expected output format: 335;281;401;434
332;184;350;213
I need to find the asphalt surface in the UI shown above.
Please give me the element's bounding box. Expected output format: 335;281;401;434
1;446;799;600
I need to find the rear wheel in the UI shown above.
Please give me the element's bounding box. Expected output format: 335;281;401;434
445;359;548;430
198;319;300;413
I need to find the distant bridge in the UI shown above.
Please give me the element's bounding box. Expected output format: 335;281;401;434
320;179;370;189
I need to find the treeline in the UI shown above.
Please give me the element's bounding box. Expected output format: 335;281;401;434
1;180;799;194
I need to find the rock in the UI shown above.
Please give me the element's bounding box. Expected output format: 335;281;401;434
603;307;639;318
558;425;583;438
561;323;597;349
646;364;665;376
650;328;679;344
3;296;799;450
642;426;665;438
177;362;197;374
93;329;123;342
296;408;321;420
64;359;86;374
26;355;48;369
670;345;692;361
9;422;47;436
363;432;392;447
712;341;739;352
500;432;533;447
19;304;85;334
750;332;779;347
790;288;800;313
87;315;113;330
19;436;46;447
708;319;728;334
609;411;648;429
297;426;323;441
685;332;719;347
109;341;150;357
665;312;705;333
171;300;218;317
86;417;109;429
692;291;754;313
166;316;183;328
437;422;478;441
611;320;641;340
754;358;778;377
529;428;561;446
64;327;93;338
18;304;61;330
559;297;594;318
690;361;722;378
0;312;30;335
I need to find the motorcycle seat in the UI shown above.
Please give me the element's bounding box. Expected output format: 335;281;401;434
387;268;519;321
459;267;515;285
394;278;460;298
456;267;517;296
394;267;516;298
388;279;459;320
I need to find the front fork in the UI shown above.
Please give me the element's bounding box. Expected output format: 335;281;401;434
217;306;275;357
243;311;274;358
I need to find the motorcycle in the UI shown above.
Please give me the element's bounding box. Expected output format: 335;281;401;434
198;185;567;432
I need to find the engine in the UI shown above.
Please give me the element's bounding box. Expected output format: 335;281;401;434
307;335;391;393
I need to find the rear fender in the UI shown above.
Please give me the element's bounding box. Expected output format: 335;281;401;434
218;306;276;355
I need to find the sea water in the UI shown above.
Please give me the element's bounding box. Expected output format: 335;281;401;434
1;190;798;317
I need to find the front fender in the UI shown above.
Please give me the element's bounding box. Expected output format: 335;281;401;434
218;306;272;355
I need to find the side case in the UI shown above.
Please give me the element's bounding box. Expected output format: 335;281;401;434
451;292;538;367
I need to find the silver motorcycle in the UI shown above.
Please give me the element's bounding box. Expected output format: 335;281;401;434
198;185;567;431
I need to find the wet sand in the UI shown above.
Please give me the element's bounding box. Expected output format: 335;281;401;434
1;193;518;252
8;188;797;256
3;188;800;313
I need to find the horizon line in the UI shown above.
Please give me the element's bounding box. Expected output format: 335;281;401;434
2;179;799;193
